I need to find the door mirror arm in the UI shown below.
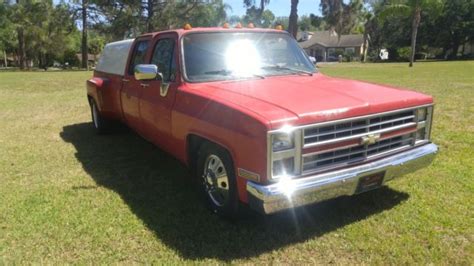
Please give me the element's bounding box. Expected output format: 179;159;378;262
134;64;170;97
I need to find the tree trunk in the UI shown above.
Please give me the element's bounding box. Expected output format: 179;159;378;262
3;50;7;67
17;27;26;69
15;0;25;69
362;33;368;62
147;0;154;32
362;21;369;63
409;5;421;67
81;0;88;70
288;0;299;39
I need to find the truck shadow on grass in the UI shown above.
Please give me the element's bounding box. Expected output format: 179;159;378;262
60;122;409;261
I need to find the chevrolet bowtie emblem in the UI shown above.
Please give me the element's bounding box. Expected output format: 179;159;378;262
361;133;381;145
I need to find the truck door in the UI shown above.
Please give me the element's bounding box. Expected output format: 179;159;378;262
121;37;151;133
139;33;180;151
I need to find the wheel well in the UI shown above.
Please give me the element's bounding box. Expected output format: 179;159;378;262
87;95;93;106
187;134;205;177
186;135;234;178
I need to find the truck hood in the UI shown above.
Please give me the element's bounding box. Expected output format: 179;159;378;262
186;73;433;129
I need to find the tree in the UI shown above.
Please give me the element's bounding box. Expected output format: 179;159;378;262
320;0;364;35
243;0;270;25
380;0;442;67
0;2;15;67
10;0;27;69
434;0;474;58
361;12;374;62
81;0;88;69
288;0;299;38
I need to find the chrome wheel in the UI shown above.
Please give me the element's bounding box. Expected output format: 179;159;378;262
202;154;229;207
92;102;99;129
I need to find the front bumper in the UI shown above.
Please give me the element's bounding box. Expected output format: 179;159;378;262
247;143;438;214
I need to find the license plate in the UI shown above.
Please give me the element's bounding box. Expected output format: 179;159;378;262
355;172;385;194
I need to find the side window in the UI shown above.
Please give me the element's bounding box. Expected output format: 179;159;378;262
151;38;176;82
128;40;149;75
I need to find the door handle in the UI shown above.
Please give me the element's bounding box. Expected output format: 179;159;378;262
140;83;150;88
122;78;130;82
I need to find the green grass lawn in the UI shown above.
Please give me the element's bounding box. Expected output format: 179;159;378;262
1;61;473;264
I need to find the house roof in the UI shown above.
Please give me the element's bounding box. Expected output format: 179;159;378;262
76;53;99;61
299;31;364;49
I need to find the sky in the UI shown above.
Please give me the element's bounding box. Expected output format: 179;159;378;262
52;0;323;18
225;0;322;17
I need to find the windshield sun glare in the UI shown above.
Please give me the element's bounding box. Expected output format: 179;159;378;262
225;40;262;77
183;32;315;82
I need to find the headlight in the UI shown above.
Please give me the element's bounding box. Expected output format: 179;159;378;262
268;127;302;181
416;108;427;121
415;106;433;141
272;158;295;177
272;133;294;152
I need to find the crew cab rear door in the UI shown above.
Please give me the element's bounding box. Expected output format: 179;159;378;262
121;37;151;133
139;33;180;150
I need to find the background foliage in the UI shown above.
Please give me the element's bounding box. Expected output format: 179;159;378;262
0;0;473;69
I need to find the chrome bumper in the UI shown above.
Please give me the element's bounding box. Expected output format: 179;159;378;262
247;143;438;214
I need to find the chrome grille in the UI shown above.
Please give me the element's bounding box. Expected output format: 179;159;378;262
304;110;415;146
303;133;414;171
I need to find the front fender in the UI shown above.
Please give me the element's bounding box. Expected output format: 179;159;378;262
172;89;270;203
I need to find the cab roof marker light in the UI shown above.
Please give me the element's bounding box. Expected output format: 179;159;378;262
222;22;230;29
247;22;255;28
183;23;192;30
235;22;242;29
275;24;283;30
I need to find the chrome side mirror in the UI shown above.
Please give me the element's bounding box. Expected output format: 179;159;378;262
134;64;159;80
309;56;317;64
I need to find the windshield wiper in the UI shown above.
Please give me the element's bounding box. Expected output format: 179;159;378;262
204;69;265;79
204;69;232;75
261;65;314;76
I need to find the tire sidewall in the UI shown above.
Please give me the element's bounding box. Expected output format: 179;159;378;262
90;99;110;134
91;101;100;130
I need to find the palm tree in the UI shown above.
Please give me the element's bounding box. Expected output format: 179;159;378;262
361;12;374;62
288;0;299;38
380;0;441;67
243;0;270;24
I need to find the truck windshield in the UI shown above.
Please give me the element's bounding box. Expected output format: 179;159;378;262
182;32;316;82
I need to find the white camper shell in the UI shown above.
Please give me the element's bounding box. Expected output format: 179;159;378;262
95;39;134;76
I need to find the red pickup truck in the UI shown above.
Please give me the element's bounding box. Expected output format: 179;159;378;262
86;26;438;217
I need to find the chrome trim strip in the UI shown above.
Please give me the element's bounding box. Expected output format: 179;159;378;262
304;114;415;140
304;122;416;148
248;143;438;214
268;104;433;134
302;138;413;166
303;144;413;176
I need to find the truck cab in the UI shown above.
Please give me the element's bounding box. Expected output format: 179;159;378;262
87;26;438;217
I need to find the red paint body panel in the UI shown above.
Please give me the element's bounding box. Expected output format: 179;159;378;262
87;28;434;204
193;73;433;129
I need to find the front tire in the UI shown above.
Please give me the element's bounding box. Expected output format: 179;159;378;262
197;142;239;218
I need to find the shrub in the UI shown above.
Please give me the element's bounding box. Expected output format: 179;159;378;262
397;47;411;61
